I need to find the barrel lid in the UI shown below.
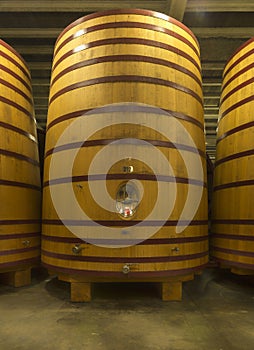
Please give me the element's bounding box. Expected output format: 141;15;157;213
0;38;31;78
55;8;199;49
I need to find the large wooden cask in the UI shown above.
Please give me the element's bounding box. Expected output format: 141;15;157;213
42;9;208;300
211;38;254;275
0;40;41;286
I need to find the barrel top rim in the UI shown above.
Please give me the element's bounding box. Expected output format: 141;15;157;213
55;8;199;48
223;37;254;77
0;39;30;75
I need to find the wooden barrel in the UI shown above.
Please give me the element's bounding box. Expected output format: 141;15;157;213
211;37;254;274
0;40;41;285
42;9;208;298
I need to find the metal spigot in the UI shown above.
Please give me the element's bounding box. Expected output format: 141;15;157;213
22;240;30;247
171;247;180;253
122;263;138;274
72;244;82;254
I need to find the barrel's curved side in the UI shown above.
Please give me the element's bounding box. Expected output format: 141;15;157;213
0;41;41;271
42;11;208;279
211;39;254;273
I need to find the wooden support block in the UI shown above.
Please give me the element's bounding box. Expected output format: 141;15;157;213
206;260;219;268
195;270;203;276
231;267;254;276
1;268;31;287
219;263;231;270
71;282;91;302
161;281;182;301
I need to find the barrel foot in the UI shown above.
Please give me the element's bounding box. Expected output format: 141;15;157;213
71;282;91;302
231;267;254;276
0;268;31;287
161;281;182;301
56;271;196;302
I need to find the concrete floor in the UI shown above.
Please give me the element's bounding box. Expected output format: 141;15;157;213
0;268;253;350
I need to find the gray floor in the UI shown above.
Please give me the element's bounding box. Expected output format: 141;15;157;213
0;268;253;350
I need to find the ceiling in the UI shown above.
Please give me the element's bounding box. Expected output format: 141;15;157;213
1;0;254;160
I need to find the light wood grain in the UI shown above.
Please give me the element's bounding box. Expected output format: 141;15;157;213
42;11;208;296
0;40;41;276
212;38;254;273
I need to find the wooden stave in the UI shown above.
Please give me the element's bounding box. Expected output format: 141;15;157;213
46;13;202;131
54;10;200;56
223;37;254;81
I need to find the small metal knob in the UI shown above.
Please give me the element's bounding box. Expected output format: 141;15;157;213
122;264;131;274
22;240;30;247
122;263;139;274
171;247;180;253
72;244;82;254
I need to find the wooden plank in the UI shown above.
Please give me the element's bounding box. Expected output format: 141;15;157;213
0;0;165;12
165;0;187;21
186;0;254;12
0;28;60;38
192;27;254;39
71;282;92;302
1;268;31;287
53;270;198;301
231;267;254;276
161;281;182;301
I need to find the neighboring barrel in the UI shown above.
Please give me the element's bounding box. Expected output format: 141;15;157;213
211;37;254;274
42;9;208;288
0;40;41;283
